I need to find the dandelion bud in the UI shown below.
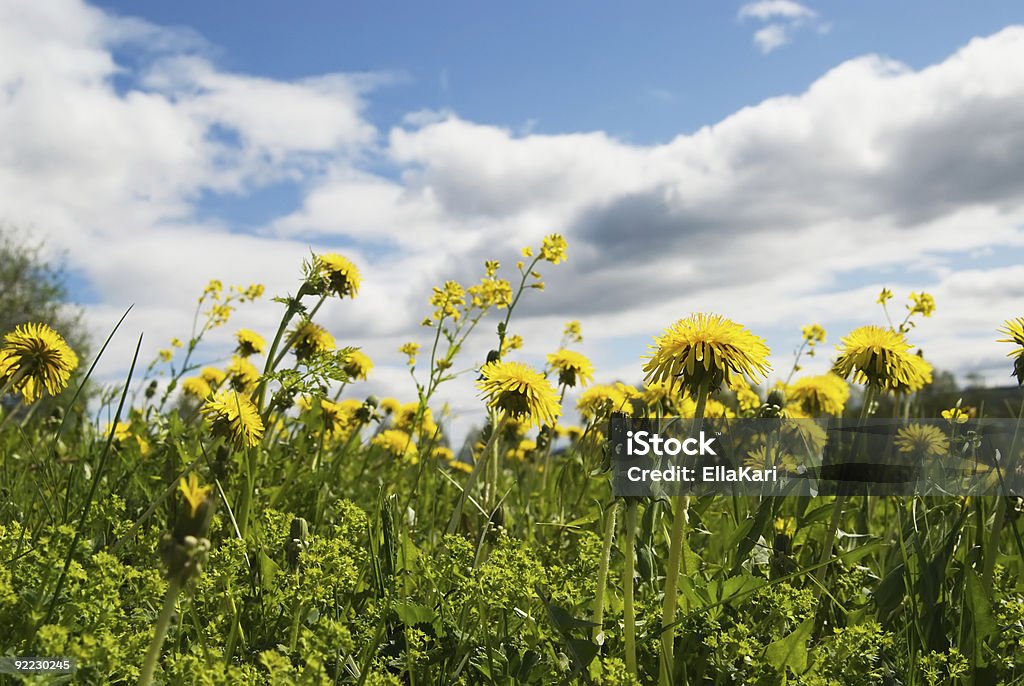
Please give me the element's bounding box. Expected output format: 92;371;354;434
285;517;310;568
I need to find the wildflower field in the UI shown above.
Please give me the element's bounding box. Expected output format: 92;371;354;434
1;235;1023;685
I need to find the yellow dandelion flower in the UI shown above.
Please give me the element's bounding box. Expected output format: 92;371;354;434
832;326;930;393
477;361;561;428
547;349;594;388
941;408;969;424
234;329;267;357
372;429;418;461
379;397;400;414
787;373;849;417
314;253;361;299
432;446;454;461
735;385;762;413
997;317;1024;385
226;356;260;393
342;349;373;381
317;398;359;439
643;313;771;398
744;446;799;474
179;473;213;517
199;366;226;387
291;320;335;361
0;323;79;403
774;517;797;537
393;402;438;436
577;384;632;421
703;399;735;419
107;421;151;456
564;425;584;440
449;459;473;473
181;376;212;401
202;391;265;449
540;233;568;264
895;424;948;457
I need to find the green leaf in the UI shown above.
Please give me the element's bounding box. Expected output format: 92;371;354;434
764;617;814;675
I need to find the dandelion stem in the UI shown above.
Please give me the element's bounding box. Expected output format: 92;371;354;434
592;500;618;642
138;577;181;686
446;413;504;535
623;500;638;678
660;379;708;685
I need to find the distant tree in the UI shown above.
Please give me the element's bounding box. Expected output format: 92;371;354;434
0;225;91;404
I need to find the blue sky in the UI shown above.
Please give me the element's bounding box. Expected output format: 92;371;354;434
3;0;1024;436
92;0;1020;143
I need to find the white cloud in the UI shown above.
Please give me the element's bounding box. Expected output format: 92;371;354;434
753;24;790;53
738;0;825;53
738;1;816;21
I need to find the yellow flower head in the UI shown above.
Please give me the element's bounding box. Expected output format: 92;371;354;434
941;408;969;424
787;373;850;417
393;402;437;436
500;333;523;356
181;376;213;401
432;446;454;461
540;233;568;264
895;424;948;457
399;342;420;366
643;313;771;398
226;356;260;393
372;429;418;462
202;390;265;449
179;473;213;517
469;277;513;309
577;384;632;421
997;317;1024;385
477;361;561;428
342;350;373;381
484;260;500;277
234;329;267;358
832;326;930;394
430;281;466;321
521;246;534;258
563;320;583;343
379;397;401;414
291;320;335;361
907;291;936;318
107;421;151;456
801;324;826;344
449;459;473;474
735;384;762;414
876;288;893;305
547;349;594;388
314;253;361;299
316;398;360;439
199;366;226;387
0;323;79;403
